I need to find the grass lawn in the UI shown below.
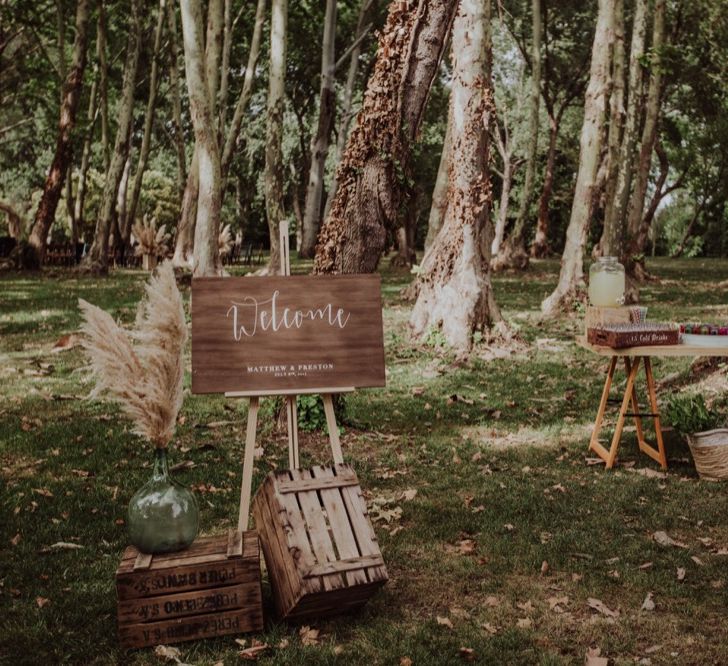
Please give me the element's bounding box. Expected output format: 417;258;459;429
1;257;728;665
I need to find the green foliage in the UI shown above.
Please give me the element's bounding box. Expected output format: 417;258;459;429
663;393;719;436
296;394;327;432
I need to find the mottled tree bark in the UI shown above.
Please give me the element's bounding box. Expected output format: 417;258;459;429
28;0;90;264
83;0;141;274
323;0;376;223
541;0;614;315
410;0;503;352
180;0;223;277
495;0;541;271
314;0;457;274
125;0;167;243
300;0;337;258
262;0;288;274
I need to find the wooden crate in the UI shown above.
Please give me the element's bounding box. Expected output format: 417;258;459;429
252;464;387;620
116;531;263;649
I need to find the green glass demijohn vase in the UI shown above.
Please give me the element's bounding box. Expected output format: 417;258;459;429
127;447;199;554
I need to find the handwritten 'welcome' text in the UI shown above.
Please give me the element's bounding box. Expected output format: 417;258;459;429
227;291;351;341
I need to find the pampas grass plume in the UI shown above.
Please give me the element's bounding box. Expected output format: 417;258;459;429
78;261;186;447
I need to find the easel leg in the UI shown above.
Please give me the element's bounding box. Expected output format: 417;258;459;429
286;395;300;468
606;356;641;468
589;357;618;461
644;357;668;469
238;396;259;532
322;394;344;465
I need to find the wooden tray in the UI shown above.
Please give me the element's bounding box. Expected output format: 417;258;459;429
116;531;263;649
587;324;679;349
252;464;387;620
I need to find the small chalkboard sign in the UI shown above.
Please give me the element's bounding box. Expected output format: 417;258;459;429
191;274;386;394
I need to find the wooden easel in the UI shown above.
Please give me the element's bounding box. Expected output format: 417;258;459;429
227;221;353;531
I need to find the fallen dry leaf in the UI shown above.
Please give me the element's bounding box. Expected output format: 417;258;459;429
154;645;181;661
653;531;688;548
585;646;609;666
35;596;50;608
587;597;619;618
459;647;476;662
400;658;413;666
299;626;320;646
677;567;686;581
51;333;80;353
10;533;20;546
39;542;84;553
401;489;417;501
516;617;532;629
626;467;667;479
484;595;500;607
436;616;454;630
641;593;655;611
239;641;270;661
547;595;569;612
482;622;498;634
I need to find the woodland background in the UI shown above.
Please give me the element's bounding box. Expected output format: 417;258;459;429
1;0;726;317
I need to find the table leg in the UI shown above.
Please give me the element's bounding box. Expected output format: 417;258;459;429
625;357;647;447
589;357;618;463
641;357;668;469
605;356;642;468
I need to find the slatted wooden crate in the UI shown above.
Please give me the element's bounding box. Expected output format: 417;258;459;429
116;531;263;649
252;463;387;620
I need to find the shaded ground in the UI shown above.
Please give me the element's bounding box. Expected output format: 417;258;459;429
1;257;727;665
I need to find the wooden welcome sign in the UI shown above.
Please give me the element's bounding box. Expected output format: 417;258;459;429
191;274;386;394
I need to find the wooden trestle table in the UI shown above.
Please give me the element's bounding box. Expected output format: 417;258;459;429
577;337;728;469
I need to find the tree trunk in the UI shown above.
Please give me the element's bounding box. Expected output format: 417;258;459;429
83;0;141;274
98;2;110;174
205;0;224;123
601;0;626;257
495;0;541;271
27;0;90;264
220;0;266;179
409;0;502;352
492;154;516;257
425;100;453;251
322;0;376;223
300;0;337;258
314;0;457;274
631;141;669;281
541;0;614;315
611;0;648;245
180;0;223;277
392;186;419;268
173;150;199;267
74;66;99;233
124;0;166;243
167;1;187;197
262;0;288;274
1;200;24;239
625;0;665;250
530;112;559;258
